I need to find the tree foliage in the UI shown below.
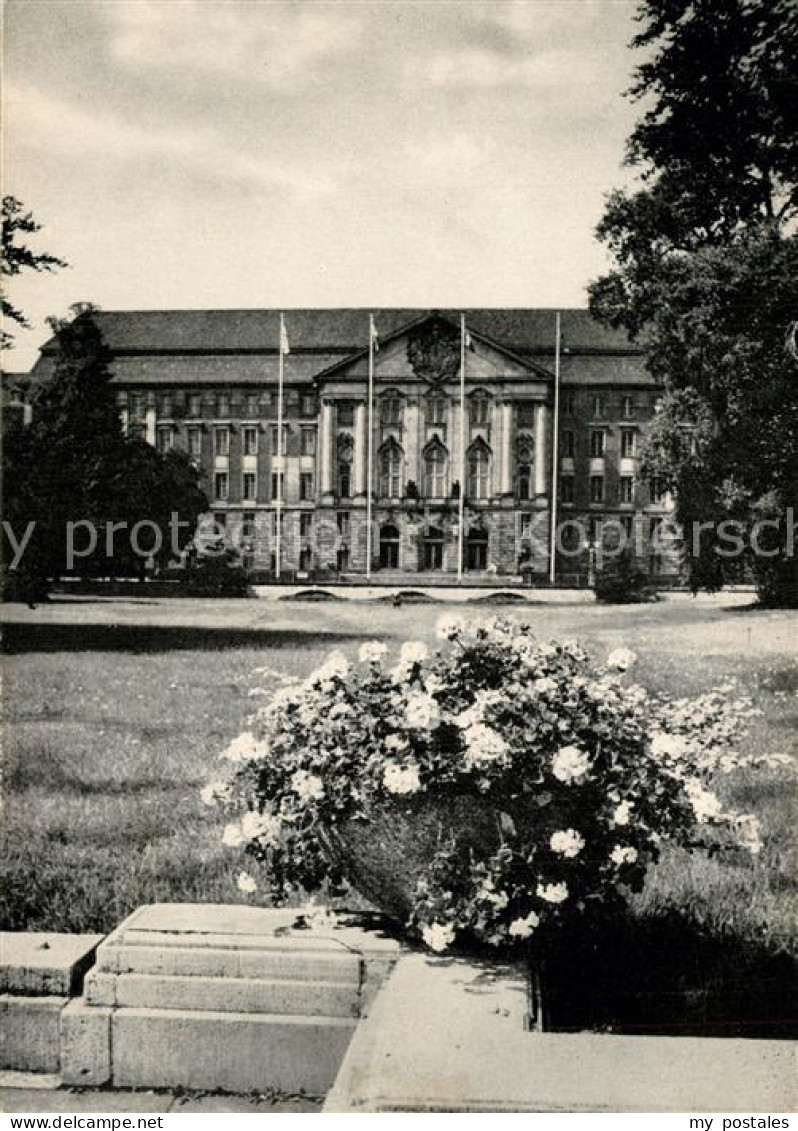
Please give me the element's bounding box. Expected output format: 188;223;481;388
2;196;67;349
2;310;207;594
589;0;798;604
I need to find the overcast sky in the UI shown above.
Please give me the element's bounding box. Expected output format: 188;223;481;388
4;0;643;369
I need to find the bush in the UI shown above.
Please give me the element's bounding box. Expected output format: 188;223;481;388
206;617;767;955
594;552;658;604
183;546;252;597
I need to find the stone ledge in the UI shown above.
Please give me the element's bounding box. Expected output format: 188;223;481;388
1;934;104;996
1;996;68;1073
325;952;797;1113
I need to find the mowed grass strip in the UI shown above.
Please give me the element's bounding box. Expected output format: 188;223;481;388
1;596;796;951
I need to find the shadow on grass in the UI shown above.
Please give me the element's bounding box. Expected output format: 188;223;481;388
542;911;798;1039
1;621;367;655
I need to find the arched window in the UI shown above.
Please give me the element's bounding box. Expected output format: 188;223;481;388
379;523;400;570
427;394;447;426
516;434;534;500
467;441;492;500
379;440;403;498
381;391;403;425
337;433;354;499
423;440;448;498
470;390;491;426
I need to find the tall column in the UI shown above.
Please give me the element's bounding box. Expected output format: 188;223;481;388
500;402;514;495
354;403;367;495
534;403;551;496
145;404;156;446
320;400;334;497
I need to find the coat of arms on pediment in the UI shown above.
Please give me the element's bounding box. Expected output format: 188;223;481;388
516;433;535;462
407;318;460;387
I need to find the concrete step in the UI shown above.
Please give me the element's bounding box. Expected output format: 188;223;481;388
111;1007;357;1095
96;942;361;983
85;971;360;1017
1;996;67;1073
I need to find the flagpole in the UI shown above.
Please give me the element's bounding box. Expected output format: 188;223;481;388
548;311;561;585
457;314;466;582
366;316;374;580
275;313;285;581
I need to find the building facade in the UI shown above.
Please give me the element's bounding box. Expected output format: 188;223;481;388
28;308;679;584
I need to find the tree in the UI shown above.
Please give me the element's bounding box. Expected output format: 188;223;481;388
2;197;67;349
589;0;798;605
2;309;207;594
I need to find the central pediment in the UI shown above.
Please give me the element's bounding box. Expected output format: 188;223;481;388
313;312;554;389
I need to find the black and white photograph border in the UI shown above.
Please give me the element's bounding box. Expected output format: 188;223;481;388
1;0;796;1119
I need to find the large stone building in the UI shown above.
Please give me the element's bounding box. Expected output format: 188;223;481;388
27;308;678;583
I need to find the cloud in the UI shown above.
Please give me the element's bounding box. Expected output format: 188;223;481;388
4;82;340;197
104;0;362;89
405;44;620;95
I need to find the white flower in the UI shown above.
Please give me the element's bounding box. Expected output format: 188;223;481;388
236;871;257;894
359;640;388;664
222;731;269;764
290;770;325;802
463;723;509;769
607;647;637;671
384;734;408;753
308;651;350;687
651;731;690;759
328;701;352;720
436;614;466;640
222;822;244;847
537;881;569;904
534;677;558;695
421;922;456;952
241;810;282;845
684;779;723;823
400;641;429;666
551;745;590;783
508;911;540;939
301;899;337;930
383;761;422;795
404;692;440;730
612;800;633;827
610;844;638;866
550;828;585;858
200;779;230;807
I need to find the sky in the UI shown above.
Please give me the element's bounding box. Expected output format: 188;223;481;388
3;0;644;370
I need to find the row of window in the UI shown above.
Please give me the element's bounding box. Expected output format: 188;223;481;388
560;474;667;505
128;391;318;420
154;423;314;457
563;427;638;459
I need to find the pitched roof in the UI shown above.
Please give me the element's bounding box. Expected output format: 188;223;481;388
35;307;642;358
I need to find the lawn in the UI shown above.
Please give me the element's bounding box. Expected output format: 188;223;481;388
2;593;796;971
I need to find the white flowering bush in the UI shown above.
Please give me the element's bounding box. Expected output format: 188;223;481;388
206;616;769;953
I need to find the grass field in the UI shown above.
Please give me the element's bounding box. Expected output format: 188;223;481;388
2;593;796;963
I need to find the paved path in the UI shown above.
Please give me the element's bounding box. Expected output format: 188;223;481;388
0;1085;321;1114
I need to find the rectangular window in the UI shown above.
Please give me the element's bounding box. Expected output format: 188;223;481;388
300;513;313;537
338;464;351;498
214;472;229;500
338;402;355;427
187;426;202;458
188;393;202;418
428;396;446;425
590;474;604;503
300;393;316;417
299;472;314;501
520;512;533;537
242;472;257;501
589;429;606;458
470;396;489;425
300;426;316;456
243;426;258;457
650;476;666;503
270;424;290;453
621;514;634;540
560;475;575;504
241;511;256;541
620;428;636;458
214;427;230;457
381;397;401;425
213;511;227;530
592;394;605;419
245;393;260;418
130;393;145;419
271;471;285;501
156;427;173;454
157;393;172;418
562;389;575;417
622;395;634;419
270;511;285;537
561;429;575;458
620;475;634;503
337;511;350;537
217;393;231;417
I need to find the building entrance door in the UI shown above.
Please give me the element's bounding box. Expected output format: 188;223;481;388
379;524;400;569
465;529;489;571
422;526;444;570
